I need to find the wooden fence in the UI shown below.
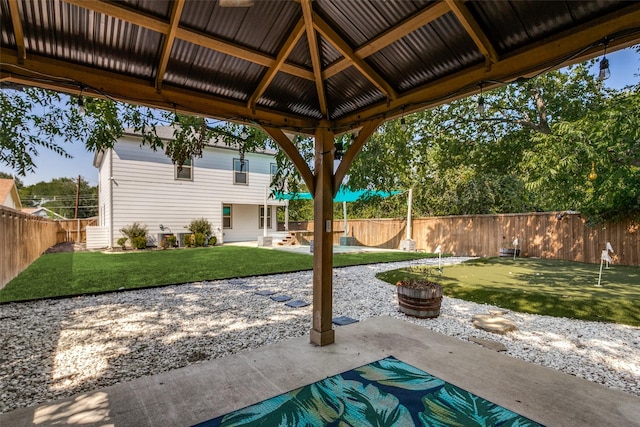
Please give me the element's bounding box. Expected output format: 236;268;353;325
0;206;59;289
285;212;640;265
56;218;98;243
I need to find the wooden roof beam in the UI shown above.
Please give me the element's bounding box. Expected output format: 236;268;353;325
248;19;305;111
8;0;26;63
333;118;382;194
155;0;185;92
63;0;314;82
301;0;328;118
313;13;398;100
324;2;450;79
445;0;499;64
261;126;315;195
0;48;318;131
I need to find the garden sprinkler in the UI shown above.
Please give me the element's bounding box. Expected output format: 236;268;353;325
512;237;519;261
435;245;442;273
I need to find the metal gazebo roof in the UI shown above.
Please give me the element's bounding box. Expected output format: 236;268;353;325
2;0;640;346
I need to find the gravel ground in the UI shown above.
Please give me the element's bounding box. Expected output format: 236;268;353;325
1;256;639;414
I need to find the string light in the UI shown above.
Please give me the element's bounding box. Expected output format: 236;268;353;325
598;40;611;81
400;107;407;131
77;86;86;115
477;83;485;114
588;162;597;181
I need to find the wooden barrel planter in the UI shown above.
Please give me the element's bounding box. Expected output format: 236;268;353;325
396;280;443;319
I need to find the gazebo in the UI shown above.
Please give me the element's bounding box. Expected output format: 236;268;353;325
2;0;639;347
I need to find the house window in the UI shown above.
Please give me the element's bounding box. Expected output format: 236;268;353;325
175;158;193;180
258;206;272;229
223;204;232;229
270;163;277;179
234;158;248;185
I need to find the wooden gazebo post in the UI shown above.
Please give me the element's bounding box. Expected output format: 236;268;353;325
310;123;335;345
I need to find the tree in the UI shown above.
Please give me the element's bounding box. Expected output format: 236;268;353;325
19;177;98;219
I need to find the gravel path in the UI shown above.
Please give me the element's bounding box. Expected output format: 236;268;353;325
1;257;638;414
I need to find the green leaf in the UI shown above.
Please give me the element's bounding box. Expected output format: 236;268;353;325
340;383;413;427
356;357;445;391
419;383;541;426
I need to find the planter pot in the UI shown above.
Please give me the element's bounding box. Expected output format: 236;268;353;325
499;248;521;257
397;281;443;319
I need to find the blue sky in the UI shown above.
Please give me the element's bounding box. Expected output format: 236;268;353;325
4;46;639;187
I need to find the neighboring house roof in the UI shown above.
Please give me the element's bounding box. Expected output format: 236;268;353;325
0;179;22;210
22;206;67;219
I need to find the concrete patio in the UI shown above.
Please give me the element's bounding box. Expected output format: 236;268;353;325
1;316;638;427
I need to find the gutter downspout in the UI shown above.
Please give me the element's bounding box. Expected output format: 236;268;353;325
109;148;114;249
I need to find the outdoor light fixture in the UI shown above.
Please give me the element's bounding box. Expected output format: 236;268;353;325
477;83;485;114
77;95;85;115
598;40;611;81
588;162;598;181
400;107;408;131
240;127;248;141
334;142;344;160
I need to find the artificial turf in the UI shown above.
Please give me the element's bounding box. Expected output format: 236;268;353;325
376;257;640;326
0;246;435;302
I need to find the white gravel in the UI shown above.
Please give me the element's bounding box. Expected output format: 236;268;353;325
1;256;639;414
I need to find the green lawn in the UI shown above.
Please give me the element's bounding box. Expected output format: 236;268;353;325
376;257;640;326
0;247;435;303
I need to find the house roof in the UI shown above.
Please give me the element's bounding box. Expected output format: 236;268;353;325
0;178;22;209
2;1;639;134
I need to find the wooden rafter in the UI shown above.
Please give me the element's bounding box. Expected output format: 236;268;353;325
155;0;185;91
63;0;314;82
301;0;328;118
313;13;397;100
261;126;315;195
333;118;383;194
8;0;26;63
248;19;305;111
0;48;317;131
323;2;450;79
335;6;640;128
445;0;498;63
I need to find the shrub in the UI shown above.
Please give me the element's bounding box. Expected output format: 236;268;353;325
132;236;147;249
187;218;212;237
117;237;128;250
120;222;148;240
208;235;217;246
193;232;206;247
160;234;177;249
183;234;195;247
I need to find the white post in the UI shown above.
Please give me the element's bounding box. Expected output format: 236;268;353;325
285;200;289;231
406;188;413;240
597;258;604;287
343;201;348;239
263;185;268;237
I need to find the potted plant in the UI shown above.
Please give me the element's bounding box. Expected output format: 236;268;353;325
396;276;443;319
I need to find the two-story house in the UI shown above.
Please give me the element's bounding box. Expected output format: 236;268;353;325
88;127;285;249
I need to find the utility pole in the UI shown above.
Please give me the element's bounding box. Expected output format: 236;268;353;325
74;175;81;219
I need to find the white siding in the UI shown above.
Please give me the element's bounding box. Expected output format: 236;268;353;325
107;137;283;246
86;226;110;249
223;204;278;242
96;149;113;246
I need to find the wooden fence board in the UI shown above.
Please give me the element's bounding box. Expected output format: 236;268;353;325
284;212;640;265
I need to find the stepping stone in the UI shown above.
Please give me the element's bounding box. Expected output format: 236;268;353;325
472;314;518;334
489;309;508;316
235;285;254;290
228;279;246;285
255;290;277;296
468;336;508;352
332;316;359;326
285;300;310;308
270;295;292;302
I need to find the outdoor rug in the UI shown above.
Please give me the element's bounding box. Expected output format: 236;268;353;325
193;356;544;426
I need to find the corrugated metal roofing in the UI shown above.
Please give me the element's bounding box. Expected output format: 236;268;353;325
1;0;638;127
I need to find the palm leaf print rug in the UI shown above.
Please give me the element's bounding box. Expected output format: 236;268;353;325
193;356;544;426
